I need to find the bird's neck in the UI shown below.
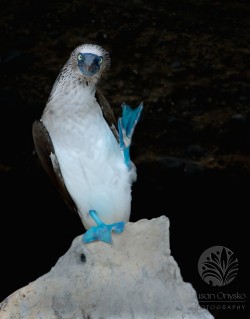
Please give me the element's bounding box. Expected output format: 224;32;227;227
48;65;97;104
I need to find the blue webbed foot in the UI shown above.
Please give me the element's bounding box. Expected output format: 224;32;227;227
82;210;125;245
118;102;143;169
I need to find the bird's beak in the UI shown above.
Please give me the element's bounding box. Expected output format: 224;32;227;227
86;63;98;75
78;53;100;76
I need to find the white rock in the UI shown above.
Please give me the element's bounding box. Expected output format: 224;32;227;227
0;216;213;319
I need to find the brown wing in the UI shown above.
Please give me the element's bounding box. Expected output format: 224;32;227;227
32;120;78;214
95;89;119;143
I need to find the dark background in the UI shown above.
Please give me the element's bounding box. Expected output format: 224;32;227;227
0;1;249;318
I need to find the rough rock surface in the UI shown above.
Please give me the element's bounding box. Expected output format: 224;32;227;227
0;216;213;319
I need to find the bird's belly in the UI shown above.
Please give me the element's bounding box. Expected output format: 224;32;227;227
47;114;132;229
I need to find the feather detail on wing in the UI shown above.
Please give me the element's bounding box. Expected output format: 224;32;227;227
32;120;78;214
95;89;119;143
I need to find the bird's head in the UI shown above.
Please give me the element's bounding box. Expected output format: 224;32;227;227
70;44;110;84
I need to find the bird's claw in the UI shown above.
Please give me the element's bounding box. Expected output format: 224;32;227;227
118;102;143;168
82;210;125;245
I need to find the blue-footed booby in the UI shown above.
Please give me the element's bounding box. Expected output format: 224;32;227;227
32;44;143;244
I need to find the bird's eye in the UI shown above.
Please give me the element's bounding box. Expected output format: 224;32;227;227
98;57;103;65
77;54;82;61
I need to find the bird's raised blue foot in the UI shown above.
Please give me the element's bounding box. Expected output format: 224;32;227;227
82;210;125;244
118;102;143;169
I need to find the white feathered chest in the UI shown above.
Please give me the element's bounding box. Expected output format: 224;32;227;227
41;84;135;229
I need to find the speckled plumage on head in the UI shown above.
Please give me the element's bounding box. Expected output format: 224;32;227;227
48;44;111;101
